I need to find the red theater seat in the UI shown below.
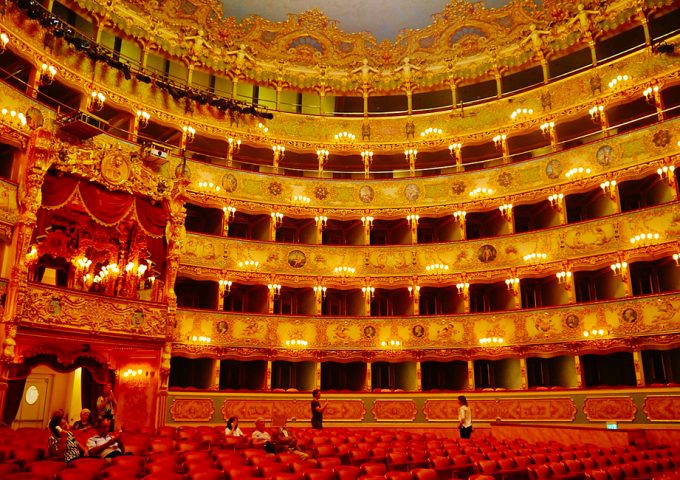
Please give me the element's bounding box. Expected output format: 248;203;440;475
25;460;68;477
386;472;415;480
303;469;337;480
334;465;361;480
411;468;438;480
189;471;227;480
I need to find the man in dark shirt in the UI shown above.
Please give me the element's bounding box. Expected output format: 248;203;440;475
311;389;328;430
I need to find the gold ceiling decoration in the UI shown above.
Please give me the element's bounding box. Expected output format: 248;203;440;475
67;0;662;93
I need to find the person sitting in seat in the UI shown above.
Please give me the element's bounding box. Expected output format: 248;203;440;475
48;411;88;464
273;417;308;460
72;409;93;431
86;418;125;459
225;416;244;437
251;418;275;453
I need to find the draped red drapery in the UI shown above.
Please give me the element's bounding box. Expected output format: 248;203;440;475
41;173;168;238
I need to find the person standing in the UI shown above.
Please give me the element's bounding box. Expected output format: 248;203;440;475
96;383;117;431
311;389;328;430
458;395;472;439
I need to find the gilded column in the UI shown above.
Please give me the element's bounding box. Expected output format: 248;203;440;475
519;357;528;390
156;342;172;429
265;360;272;391
315;361;321;389
633;349;645;387
415;361;422;392
573;355;584;389
0;130;55;418
211;359;220;390
365;362;372;392
467;360;475;391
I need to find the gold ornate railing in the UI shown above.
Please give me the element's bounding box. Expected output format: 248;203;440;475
174;291;680;359
17;283;169;339
179;201;679;281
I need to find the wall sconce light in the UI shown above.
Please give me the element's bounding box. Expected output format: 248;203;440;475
540;121;555;137
643;85;660;104
583;329;608;338
121;368;149;387
505;277;520;294
673;253;680;266
610;261;628;280
453;210;466;226
420;127;443;137
25;245;39;266
315;215;328;230
317;148;329;165
492;134;506;149
272;144;285;157
268;283;282;299
227;137;241;154
469;187;493;198
73;255;93;276
426;263;449;275
182;125;196;143
223;205;236;221
479;337;504;345
88;90;106;112
599;180;617;200
406;214;419;226
510;108;533;121
556;271;572;285
565;167;591;179
0;32;9;54
381;339;402;349
362;285;375;301
136;110;150;129
334;131;355;142
190;335;212;344
608;74;630;90
456;282;470;298
238;260;260;270
657;165;675;185
589;105;604;123
285;339;308;348
360;149;373;163
448;143;462;157
404;148;418;163
198;181;221;194
548;193;564;209
408;285;420;297
629;232;660;246
271;211;284;226
523;253;547;263
257;122;269;134
361;216;374;228
314;285;327;299
219;278;232;295
499;203;513;220
39;63;57;86
291;195;310;206
1;109;27;128
334;266;356;276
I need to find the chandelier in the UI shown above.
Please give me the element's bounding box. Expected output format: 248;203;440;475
479;337;504;346
425;263;449;275
88;90;106;112
285;339;308;348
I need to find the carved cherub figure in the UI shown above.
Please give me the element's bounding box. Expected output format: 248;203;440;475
184;29;212;58
521;24;551;51
566;4;600;32
352;58;379;84
394;57;421;83
226;44;255;70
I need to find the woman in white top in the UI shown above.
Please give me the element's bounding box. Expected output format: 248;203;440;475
225;416;244;437
458;395;472;439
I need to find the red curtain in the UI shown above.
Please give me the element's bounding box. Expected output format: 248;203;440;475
78;181;134;226
41;174;79;209
135;199;168;238
41;174;168;238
